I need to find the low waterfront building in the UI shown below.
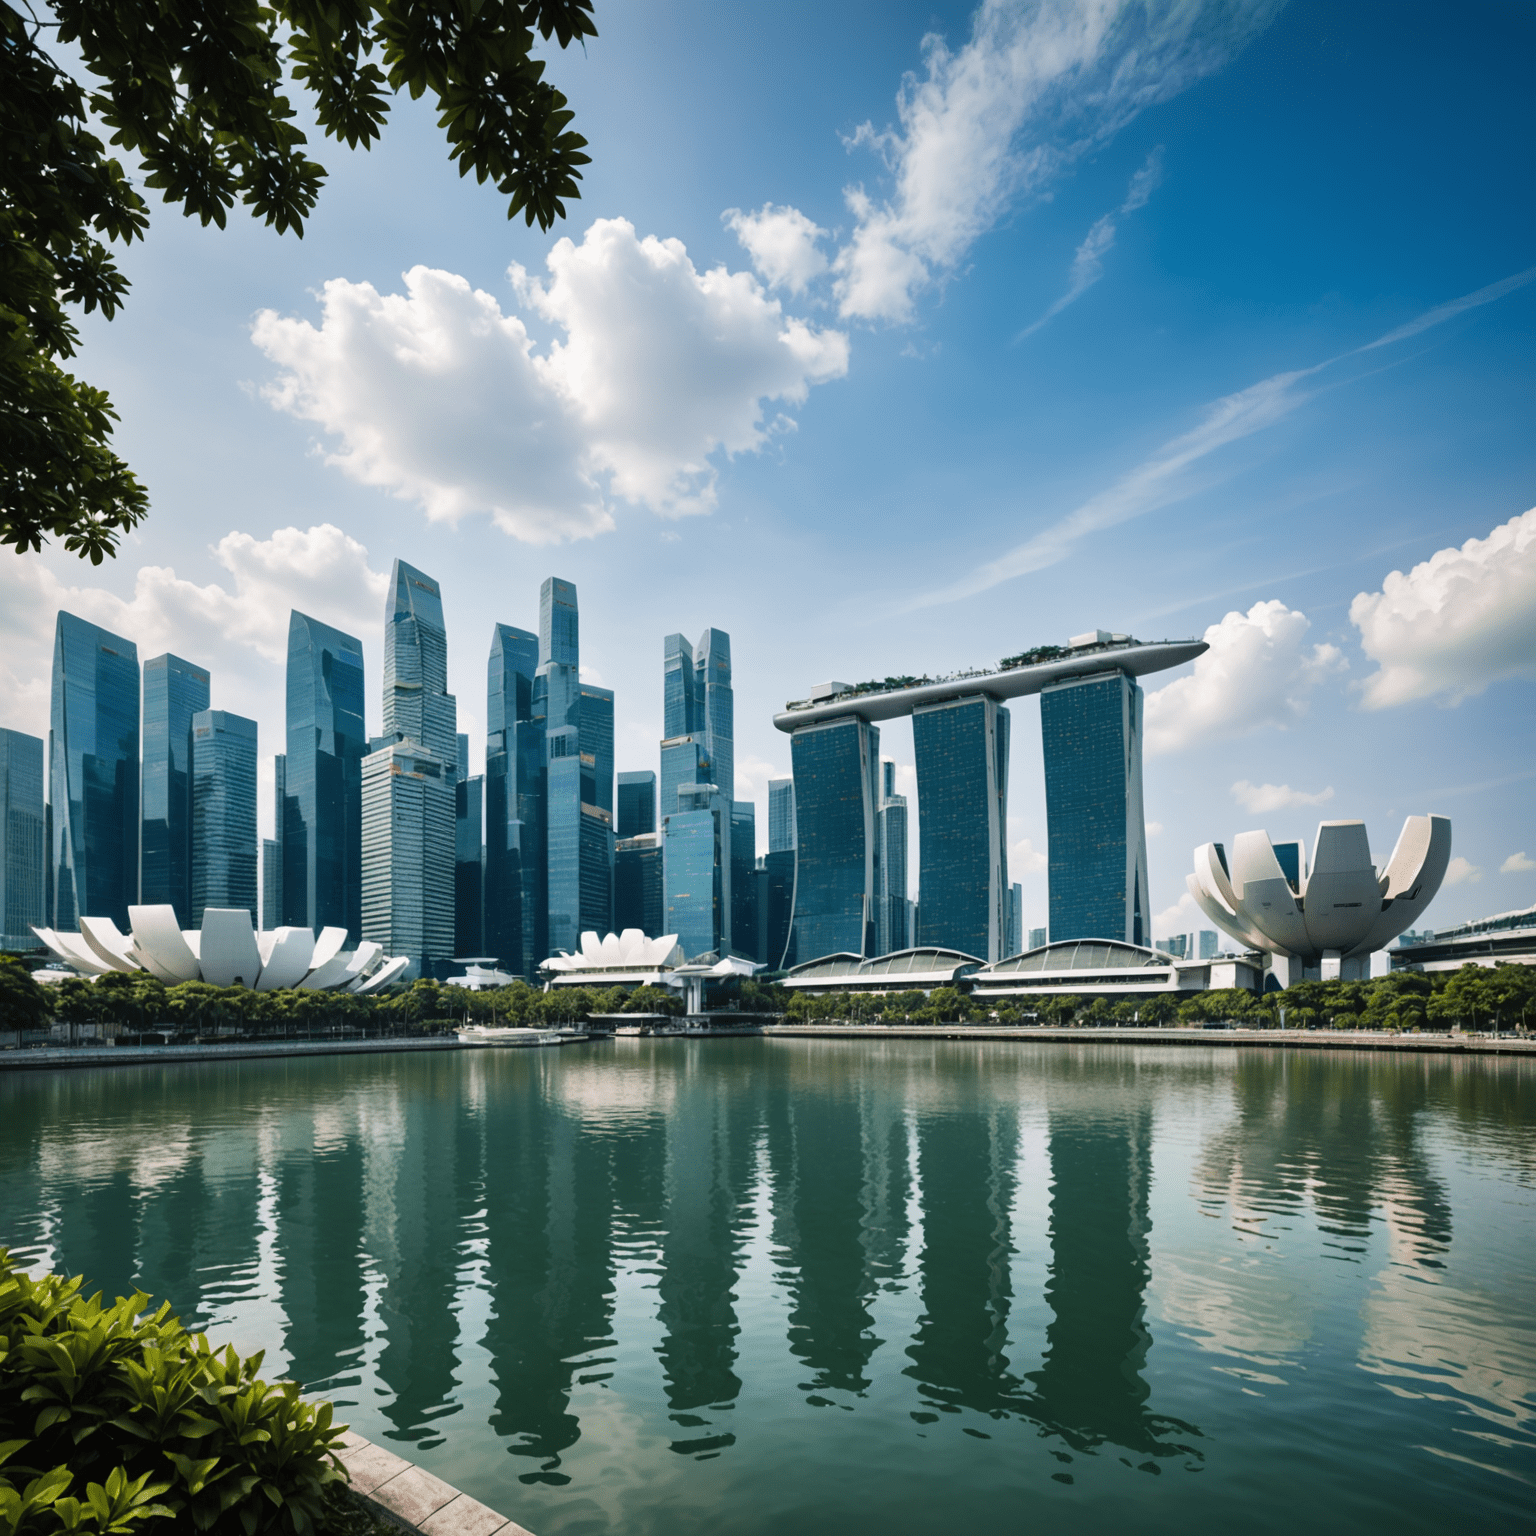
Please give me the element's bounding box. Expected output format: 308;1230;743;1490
540;929;683;989
971;939;1259;1001
1389;903;1536;973
783;947;986;998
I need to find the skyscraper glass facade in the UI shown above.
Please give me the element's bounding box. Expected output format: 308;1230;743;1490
141;653;210;926
659;736;708;821
664;789;728;959
1040;670;1149;946
545;734;583;954
579;686;614;813
1006;882;1023;958
912;695;1010;961
261;839;281;930
764;849;795;970
0;729;46;950
283;610;365;935
615;833;663;937
789;716;879;961
694;629;733;805
361;742;454;977
190;710;257;924
876;762;909;957
485;623;540;976
730;800;756;959
617;771;656;838
50;612;140;930
455;773;484;955
383;560;458;761
768;778;796;853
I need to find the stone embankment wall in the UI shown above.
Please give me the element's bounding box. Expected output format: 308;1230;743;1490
337;1429;533;1536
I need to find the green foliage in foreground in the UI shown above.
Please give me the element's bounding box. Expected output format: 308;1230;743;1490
0;1250;348;1536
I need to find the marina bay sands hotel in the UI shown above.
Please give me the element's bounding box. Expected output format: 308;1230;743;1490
772;631;1207;965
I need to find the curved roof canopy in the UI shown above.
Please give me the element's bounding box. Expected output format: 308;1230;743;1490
785;948;985;989
980;940;1172;974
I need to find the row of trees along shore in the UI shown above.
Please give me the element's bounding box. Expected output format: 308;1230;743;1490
0;959;1532;1038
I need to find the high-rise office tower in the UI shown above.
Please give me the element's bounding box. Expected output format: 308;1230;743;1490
1199;929;1219;960
659;735;709;820
664;783;730;959
540;579;611;951
364;560;458;975
615;833;664;936
0;729;46;950
789;715;880;961
875;758;908;956
1040;670;1149;946
730;801;756;959
768;778;796;853
764;848;795;970
912;694;1010;962
694;629;733;804
261;840;281;930
50;612;139;930
283;611;365;935
485;623;541;975
617;771;656;839
140;653;210;925
190;710;257;924
1005;882;1023;958
1029;926;1048;951
455;771;484;956
362;742;454;974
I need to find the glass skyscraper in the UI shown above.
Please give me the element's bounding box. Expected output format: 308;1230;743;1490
764;849;795;970
50;612;140;930
617;771;656;838
615;832;663;936
364;560;457;975
662;628;734;803
361;742;454;974
539;579;612;952
789;715;880;961
659;735;709;821
664;784;730;959
485;622;541;975
190;710;257;924
912;694;1010;961
140;653;210;926
730;800;756;960
261;839;281;931
875;758;909;956
283;610;365;935
1040;670;1149;946
0;729;46;950
1006;882;1023;958
768;778;796;853
455;771;484;956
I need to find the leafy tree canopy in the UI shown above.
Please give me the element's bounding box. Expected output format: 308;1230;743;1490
1;0;596;561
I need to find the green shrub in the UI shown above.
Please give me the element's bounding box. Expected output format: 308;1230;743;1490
0;1252;347;1536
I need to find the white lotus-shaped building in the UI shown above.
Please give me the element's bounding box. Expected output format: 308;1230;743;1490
540;929;684;980
1188;816;1451;984
32;906;409;994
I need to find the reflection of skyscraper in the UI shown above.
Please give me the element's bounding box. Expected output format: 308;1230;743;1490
284;611;365;934
913;695;1009;961
141;653;210;926
0;728;46;950
789;716;880;960
1041;670;1148;945
190;710;258;925
51;612;140;930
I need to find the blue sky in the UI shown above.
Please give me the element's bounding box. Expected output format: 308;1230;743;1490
4;0;1533;940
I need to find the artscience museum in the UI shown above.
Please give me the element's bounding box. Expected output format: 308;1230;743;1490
32;906;409;994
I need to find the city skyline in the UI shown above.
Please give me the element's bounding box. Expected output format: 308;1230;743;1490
0;1;1530;943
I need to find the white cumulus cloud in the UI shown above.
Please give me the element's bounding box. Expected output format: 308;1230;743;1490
252;219;848;543
1144;600;1346;756
1010;836;1048;874
723;204;830;294
833;0;1276;323
1443;856;1482;887
1350;507;1536;709
1230;780;1336;814
1501;851;1535;875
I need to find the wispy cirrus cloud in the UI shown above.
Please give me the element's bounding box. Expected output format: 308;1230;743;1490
914;267;1536;607
1016;147;1164;340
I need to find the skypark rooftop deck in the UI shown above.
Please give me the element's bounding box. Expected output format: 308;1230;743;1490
772;634;1207;732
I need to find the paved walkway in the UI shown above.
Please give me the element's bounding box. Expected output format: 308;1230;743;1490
337;1429;533;1536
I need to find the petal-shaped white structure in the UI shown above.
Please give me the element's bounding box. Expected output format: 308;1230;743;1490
255;927;317;991
198;908;263;988
299;948;358;991
1190;815;1451;975
257;930;280;968
32;927;112;977
336;941;384;988
79;917;142;973
353;955;409;994
128;905;201;983
182;930;202;961
309;927;348;972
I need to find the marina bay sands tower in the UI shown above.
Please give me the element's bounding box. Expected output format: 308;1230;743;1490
773;632;1205;963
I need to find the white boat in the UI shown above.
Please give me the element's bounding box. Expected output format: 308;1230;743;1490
455;1026;579;1048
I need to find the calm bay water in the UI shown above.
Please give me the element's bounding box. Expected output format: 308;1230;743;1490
2;1040;1533;1534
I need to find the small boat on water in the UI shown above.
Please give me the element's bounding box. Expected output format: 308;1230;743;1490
455;1026;590;1048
